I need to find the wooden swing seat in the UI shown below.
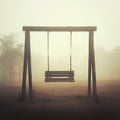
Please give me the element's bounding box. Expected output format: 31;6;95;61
45;71;74;82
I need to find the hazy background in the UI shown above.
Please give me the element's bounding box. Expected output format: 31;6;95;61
0;0;120;85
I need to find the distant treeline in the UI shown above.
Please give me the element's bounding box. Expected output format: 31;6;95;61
0;34;23;84
0;34;120;85
96;46;120;80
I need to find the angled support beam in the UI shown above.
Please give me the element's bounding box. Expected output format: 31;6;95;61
88;31;97;97
90;31;97;96
27;31;33;98
88;32;92;96
21;31;32;100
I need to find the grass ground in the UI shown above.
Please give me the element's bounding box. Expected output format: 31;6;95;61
0;80;120;120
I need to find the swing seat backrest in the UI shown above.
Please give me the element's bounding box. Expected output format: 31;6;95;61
45;71;74;82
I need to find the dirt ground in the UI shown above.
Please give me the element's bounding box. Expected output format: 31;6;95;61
0;80;120;120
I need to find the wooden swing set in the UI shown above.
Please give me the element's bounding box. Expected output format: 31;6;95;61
21;26;97;100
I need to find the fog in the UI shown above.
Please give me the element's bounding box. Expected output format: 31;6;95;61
0;0;120;86
0;33;120;87
29;32;120;82
31;46;120;82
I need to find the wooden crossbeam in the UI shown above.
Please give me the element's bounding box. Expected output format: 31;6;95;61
23;26;97;32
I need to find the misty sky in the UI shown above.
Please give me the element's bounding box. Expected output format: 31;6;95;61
0;0;120;51
0;0;120;82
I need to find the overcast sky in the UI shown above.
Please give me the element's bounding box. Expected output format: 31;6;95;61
0;0;120;51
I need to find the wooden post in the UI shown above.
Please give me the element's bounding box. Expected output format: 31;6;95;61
27;32;33;98
88;31;92;96
88;31;97;97
21;30;33;100
21;31;28;99
90;31;97;96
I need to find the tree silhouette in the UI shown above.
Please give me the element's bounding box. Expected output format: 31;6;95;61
0;34;23;84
